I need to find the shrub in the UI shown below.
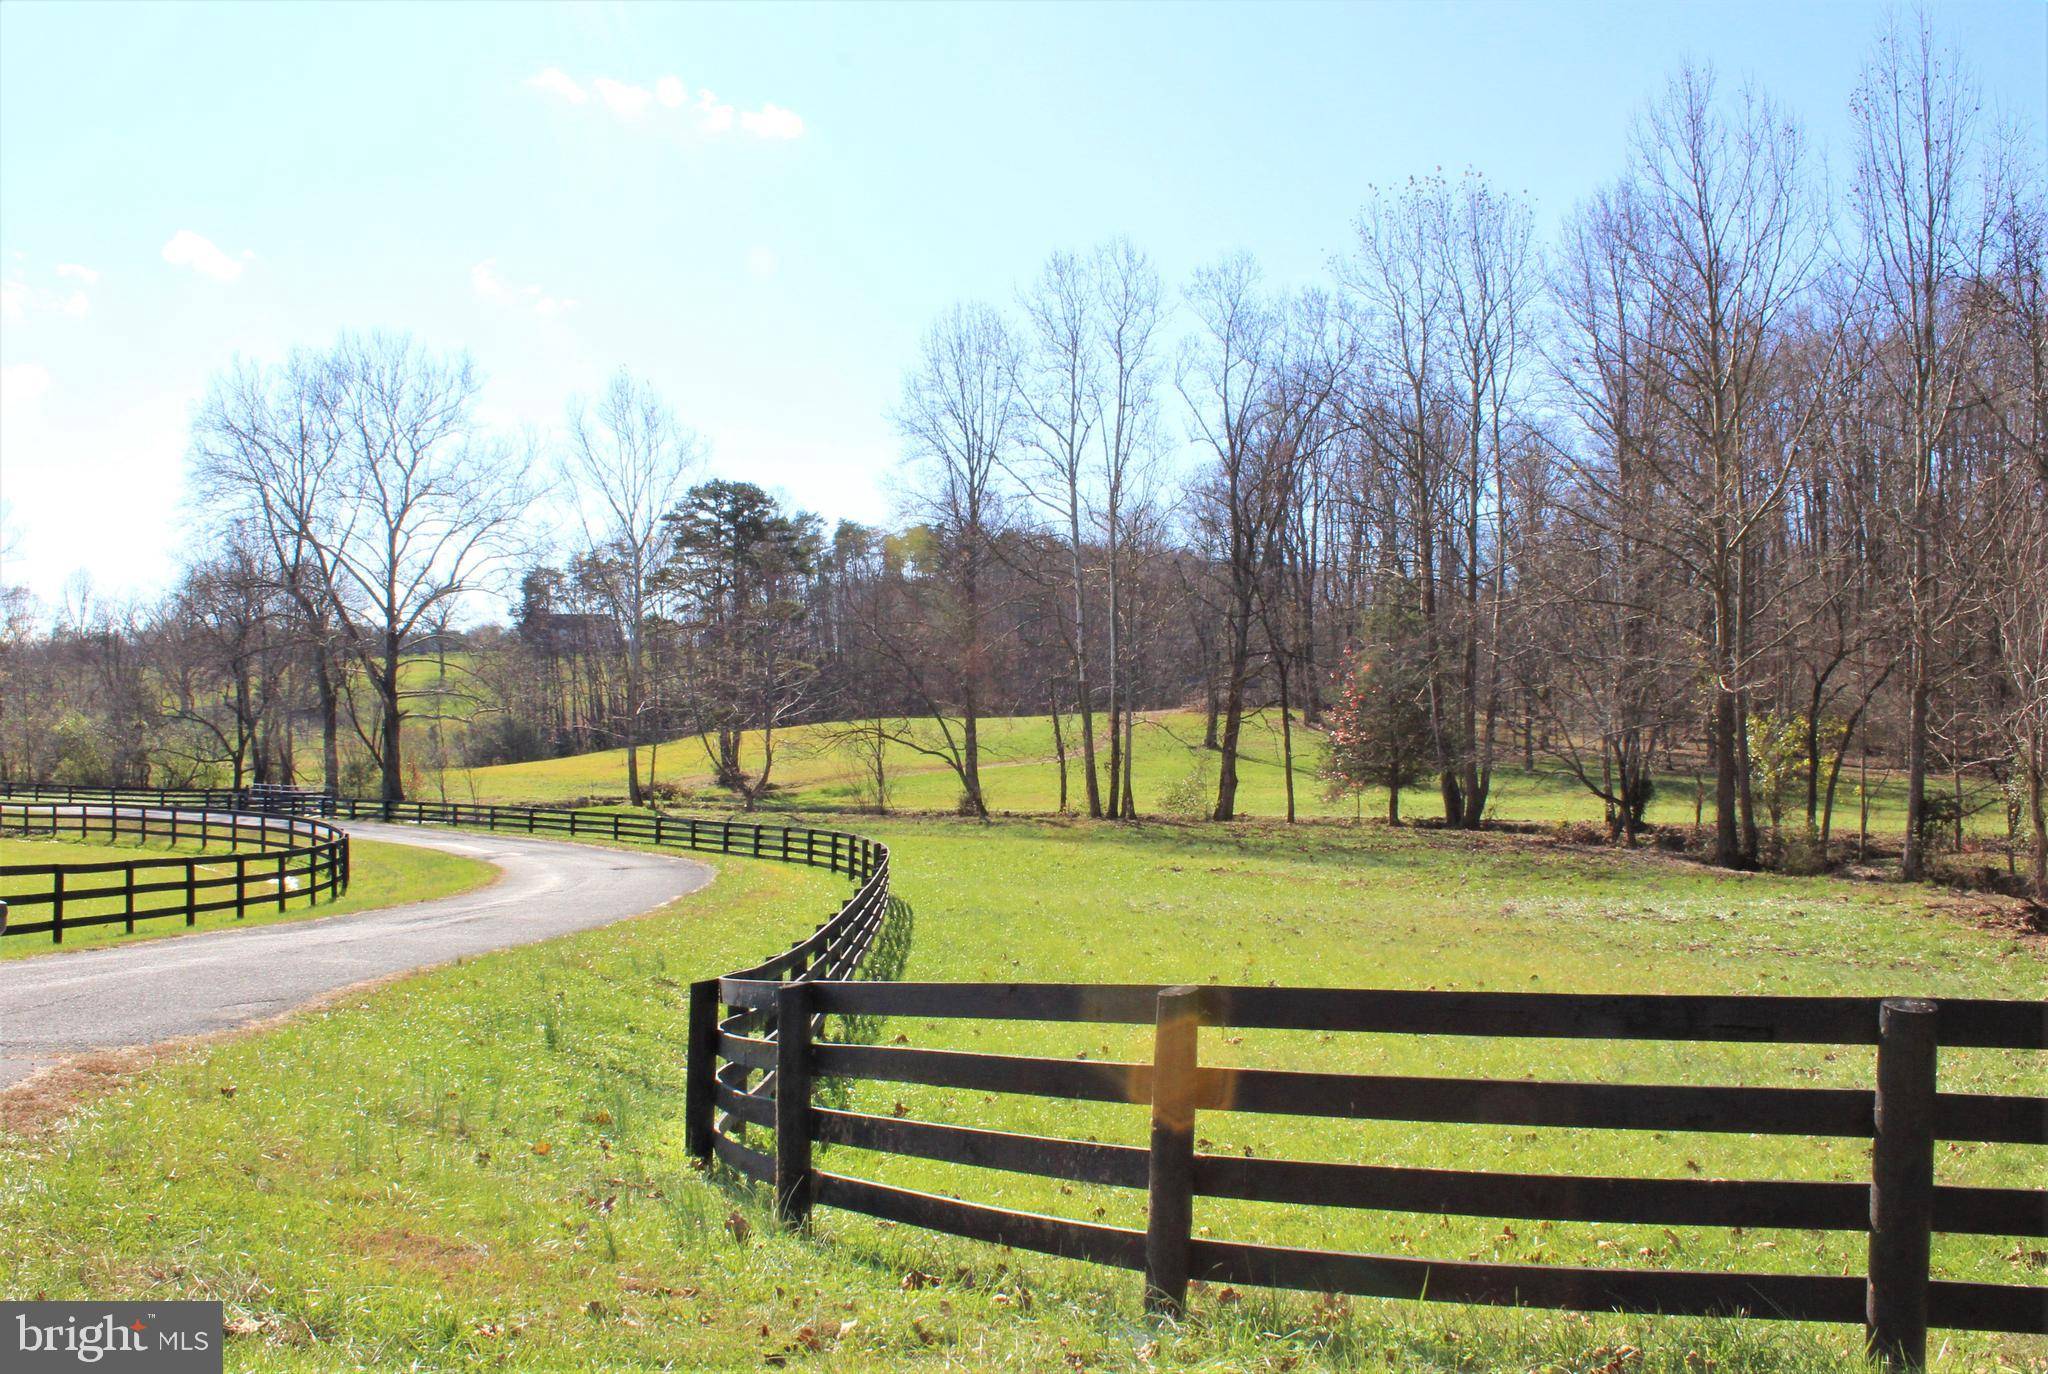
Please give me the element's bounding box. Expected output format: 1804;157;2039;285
1159;754;1213;821
1779;828;1830;875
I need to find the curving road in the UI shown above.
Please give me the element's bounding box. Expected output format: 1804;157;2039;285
0;821;713;1091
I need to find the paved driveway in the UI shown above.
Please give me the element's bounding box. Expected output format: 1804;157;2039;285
0;821;711;1090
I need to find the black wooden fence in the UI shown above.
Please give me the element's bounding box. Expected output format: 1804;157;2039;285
0;797;349;942
695;978;2045;1369
2;783;2038;1367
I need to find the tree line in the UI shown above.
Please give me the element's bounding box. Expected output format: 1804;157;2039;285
0;15;2040;894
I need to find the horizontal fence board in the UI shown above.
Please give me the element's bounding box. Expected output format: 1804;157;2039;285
715;1084;774;1129
1;795;348;943
811;981;1160;1023
1194;1156;1872;1231
813;1172;1146;1270
1935;1092;2048;1145
799;982;2047;1050
813;1108;1150;1189
1934;1185;2048;1238
718;1033;775;1071
718;976;779;1008
712;1131;773;1184
1197;1067;1876;1137
1926;1279;2048;1335
1189;1238;1869;1323
813;1042;1151;1105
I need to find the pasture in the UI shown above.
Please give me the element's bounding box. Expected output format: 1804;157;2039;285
440;709;2010;846
2;813;2039;1370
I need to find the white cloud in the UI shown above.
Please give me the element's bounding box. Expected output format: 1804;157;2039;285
3;266;95;320
746;245;777;279
694;88;735;134
740;102;804;140
594;77;654;119
527;66;588;104
55;263;99;284
525;68;801;141
471;259;577;317
161;230;247;282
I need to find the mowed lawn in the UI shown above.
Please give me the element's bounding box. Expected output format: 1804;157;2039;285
0;833;495;958
2;814;2040;1371
441;709;2001;841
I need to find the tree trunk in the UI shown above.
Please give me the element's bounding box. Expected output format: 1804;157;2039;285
1120;707;1137;819
1104;706;1122;819
1068;534;1102;818
379;659;404;803
961;700;986;818
1277;662;1296;824
2026;742;2047;902
1049;681;1069;815
316;639;341;799
1713;682;1742;869
1211;593;1253;821
1903;664;1930;880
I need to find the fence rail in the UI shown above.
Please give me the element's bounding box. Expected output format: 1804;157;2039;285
3;783;2038;1367
0;795;349;942
703;979;2045;1367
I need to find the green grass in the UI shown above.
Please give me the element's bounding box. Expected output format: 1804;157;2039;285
439;709;2005;844
2;814;2039;1370
0;833;496;958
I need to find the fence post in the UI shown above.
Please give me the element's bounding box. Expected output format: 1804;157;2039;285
277;852;289;910
1867;997;1938;1372
185;861;197;925
774;980;816;1227
51;867;65;944
686;979;720;1161
124;863;135;933
1144;985;1203;1316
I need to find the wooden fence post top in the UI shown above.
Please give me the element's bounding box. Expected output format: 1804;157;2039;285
775;980;817;1227
1145;984;1203;1317
1868;995;1940;1372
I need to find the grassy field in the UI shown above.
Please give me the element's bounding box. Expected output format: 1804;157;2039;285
2;814;2039;1371
436;709;2012;844
0;833;496;958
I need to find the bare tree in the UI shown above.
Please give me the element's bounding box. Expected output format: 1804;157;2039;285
1013;250;1106;816
1092;239;1167;819
190;350;350;794
561;369;704;804
313;334;527;802
893;303;1020;817
1179;253;1279;821
1621;67;1825;868
1850;12;2004;879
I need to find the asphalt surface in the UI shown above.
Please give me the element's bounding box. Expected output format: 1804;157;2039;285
0;820;713;1090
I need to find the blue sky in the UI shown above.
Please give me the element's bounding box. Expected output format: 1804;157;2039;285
2;0;2043;608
